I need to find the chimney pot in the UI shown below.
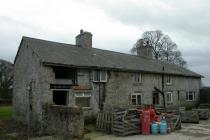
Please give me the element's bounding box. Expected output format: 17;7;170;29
80;29;83;34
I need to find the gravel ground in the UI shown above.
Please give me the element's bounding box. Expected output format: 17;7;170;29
90;120;210;140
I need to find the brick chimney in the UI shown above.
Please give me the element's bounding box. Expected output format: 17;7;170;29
76;29;92;48
136;39;153;59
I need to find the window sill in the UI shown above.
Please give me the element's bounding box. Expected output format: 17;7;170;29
82;107;92;111
186;100;196;102
133;82;143;86
166;83;172;86
93;81;107;83
167;102;173;105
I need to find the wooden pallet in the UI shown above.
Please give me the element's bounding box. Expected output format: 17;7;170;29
112;107;140;136
180;110;199;123
96;112;112;133
192;109;209;120
166;114;181;131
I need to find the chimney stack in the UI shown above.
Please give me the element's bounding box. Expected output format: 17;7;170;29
76;29;92;48
136;39;153;59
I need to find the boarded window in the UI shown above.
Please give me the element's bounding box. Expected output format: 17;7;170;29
131;93;142;105
75;92;91;107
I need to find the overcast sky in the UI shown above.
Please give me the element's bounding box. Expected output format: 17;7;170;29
0;0;209;85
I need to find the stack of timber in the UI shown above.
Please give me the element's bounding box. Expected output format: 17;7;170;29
166;114;181;131
180;110;199;123
96;112;112;133
112;107;140;136
192;109;209;120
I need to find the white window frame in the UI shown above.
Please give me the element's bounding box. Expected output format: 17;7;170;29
186;91;196;101
131;93;142;106
134;72;142;83
166;75;172;85
75;92;91;108
166;92;173;103
93;70;107;82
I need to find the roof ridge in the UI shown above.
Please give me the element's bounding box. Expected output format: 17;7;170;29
23;36;76;47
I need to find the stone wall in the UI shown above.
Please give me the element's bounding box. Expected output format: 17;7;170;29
42;105;84;138
13;40;43;125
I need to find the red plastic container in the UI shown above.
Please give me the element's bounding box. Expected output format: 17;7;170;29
141;110;151;135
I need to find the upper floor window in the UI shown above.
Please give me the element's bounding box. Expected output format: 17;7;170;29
53;66;77;80
131;93;142;105
134;72;142;83
166;92;173;103
166;75;172;85
93;70;107;82
186;91;195;101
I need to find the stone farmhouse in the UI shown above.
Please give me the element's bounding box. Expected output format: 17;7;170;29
13;30;202;125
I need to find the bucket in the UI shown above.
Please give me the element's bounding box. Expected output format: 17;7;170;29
151;122;158;134
160;120;167;134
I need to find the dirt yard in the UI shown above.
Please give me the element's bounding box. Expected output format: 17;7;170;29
85;119;210;140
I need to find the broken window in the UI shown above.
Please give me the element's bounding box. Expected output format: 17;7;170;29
166;92;173;103
75;92;91;107
131;93;142;105
134;72;142;83
93;70;107;82
53;66;77;83
53;90;68;105
186;91;195;101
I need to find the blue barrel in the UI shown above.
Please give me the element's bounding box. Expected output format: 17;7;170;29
160;120;167;134
151;122;158;134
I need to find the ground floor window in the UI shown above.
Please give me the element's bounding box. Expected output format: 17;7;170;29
131;93;142;105
53;90;68;105
186;91;195;101
75;92;91;107
166;92;173;103
153;92;159;104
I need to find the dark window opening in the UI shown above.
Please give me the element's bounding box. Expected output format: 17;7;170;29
53;90;68;105
53;66;77;82
177;91;180;100
153;92;159;104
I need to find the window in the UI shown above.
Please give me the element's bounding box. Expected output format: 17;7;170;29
93;70;107;82
166;92;173;103
186;91;195;101
134;72;142;83
75;92;91;107
131;93;142;105
53;90;68;105
166;75;172;85
53;66;77;82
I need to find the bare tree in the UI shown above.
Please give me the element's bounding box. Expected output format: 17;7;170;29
131;30;187;67
0;61;13;99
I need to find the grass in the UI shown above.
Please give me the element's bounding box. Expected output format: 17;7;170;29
84;124;108;139
0;105;12;120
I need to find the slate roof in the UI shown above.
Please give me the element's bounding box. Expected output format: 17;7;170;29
19;36;202;78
